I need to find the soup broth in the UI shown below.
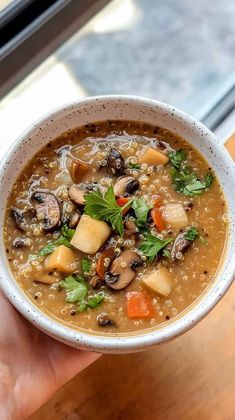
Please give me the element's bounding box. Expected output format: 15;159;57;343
4;121;227;333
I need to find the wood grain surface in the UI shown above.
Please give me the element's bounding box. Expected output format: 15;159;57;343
31;135;235;420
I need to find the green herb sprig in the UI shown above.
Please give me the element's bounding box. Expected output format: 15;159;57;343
169;150;214;197
59;275;105;312
139;234;173;262
131;198;152;230
37;224;75;258
84;186;133;236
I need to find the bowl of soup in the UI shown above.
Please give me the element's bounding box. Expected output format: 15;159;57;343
0;96;234;353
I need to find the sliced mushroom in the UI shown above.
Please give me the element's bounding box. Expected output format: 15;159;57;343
97;313;116;327
68;211;81;228
124;219;138;237
90;275;103;290
156;140;175;153
10;207;26;231
104;250;142;290
171;232;191;261
67;157;89;183
12;237;31;249
106;148;125;176
31;191;61;231
114;176;139;197
68;182;100;206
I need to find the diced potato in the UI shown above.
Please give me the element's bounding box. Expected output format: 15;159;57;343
139;147;169;165
45;245;75;273
70;214;111;254
162;203;188;228
142;267;172;297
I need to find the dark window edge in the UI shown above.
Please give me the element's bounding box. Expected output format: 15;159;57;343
0;0;111;99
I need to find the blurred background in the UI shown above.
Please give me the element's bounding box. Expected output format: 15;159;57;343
1;1;235;418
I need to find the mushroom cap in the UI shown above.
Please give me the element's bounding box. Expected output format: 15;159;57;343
114;176;139;196
31;191;61;231
105;250;142;290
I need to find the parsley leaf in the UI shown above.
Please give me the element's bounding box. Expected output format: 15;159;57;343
128;161;141;170
184;227;199;241
37;242;57;257
168;149;186;169
37;224;75;258
84;186;133;236
81;258;91;273
131;198;152;229
162;248;171;258
60;275;88;303
77;293;105;311
169;148;214;197
60;276;105;312
171;166;214;197
139;234;173;262
61;224;75;241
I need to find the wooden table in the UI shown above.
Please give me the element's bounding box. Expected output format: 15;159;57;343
31;135;235;420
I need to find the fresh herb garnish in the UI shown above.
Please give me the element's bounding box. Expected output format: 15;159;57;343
78;293;105;311
84;186;133;236
37;242;57;257
131;198;152;229
168;149;186;169
37;224;75;258
184;227;207;245
139;234;173;262
171;166;214;197
60;275;87;303
184;227;199;241
81;258;91;273
169;149;214;197
128;161;141;170
162;248;171;258
60;275;105;311
61;224;75;241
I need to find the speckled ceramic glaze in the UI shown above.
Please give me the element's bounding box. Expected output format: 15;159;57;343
0;96;234;354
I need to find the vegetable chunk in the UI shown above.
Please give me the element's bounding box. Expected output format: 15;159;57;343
126;291;155;319
162;203;188;228
142;267;172;297
70;214;111;254
139;147;169;165
45;245;75;273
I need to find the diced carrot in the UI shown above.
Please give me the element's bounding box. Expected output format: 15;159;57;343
116;197;131;215
151;208;165;232
96;247;114;279
126;291;155;319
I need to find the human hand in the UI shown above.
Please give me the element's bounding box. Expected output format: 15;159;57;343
0;291;100;419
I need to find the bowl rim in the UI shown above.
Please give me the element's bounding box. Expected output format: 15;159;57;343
0;94;235;352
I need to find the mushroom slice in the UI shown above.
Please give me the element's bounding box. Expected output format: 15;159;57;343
68;182;100;206
90;275;103;289
171;232;191;261
67;157;89;183
114;176;139;197
105;250;142;290
12;237;31;249
68;211;80;228
106;148;125;176
31;191;61;231
10;207;27;231
124;219;138;237
97;313;116;327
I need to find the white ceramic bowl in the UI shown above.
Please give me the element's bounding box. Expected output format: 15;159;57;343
0;96;234;354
